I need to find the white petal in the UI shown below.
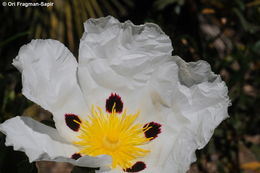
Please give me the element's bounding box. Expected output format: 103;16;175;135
98;55;229;173
173;56;230;147
13;39;88;141
78;16;173;106
137;56;230;173
0;116;111;168
77;17;229;173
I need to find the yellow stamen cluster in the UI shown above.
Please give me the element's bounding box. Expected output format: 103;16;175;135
73;106;151;169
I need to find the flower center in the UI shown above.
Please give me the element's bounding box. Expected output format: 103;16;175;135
73;105;151;169
106;135;119;144
103;135;119;151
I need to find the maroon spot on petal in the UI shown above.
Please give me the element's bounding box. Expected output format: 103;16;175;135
123;161;146;172
106;93;123;113
143;122;162;140
71;153;82;160
65;114;81;132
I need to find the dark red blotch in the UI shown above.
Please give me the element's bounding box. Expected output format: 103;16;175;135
65;114;81;131
71;153;82;160
143;122;162;140
106;93;123;113
124;161;146;172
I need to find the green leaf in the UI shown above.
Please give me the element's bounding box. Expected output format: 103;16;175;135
251;144;260;160
153;0;184;10
0;31;30;47
252;41;260;55
233;8;259;33
234;0;245;10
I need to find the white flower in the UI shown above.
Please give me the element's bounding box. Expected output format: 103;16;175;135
0;16;230;173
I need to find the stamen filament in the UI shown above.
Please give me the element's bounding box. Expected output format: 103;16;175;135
73;105;150;170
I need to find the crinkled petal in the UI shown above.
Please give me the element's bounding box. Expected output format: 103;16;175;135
137;56;230;173
97;56;230;173
78;16;173;108
0;116;111;168
103;57;230;173
77;17;230;173
172;56;230;147
10;16;230;173
13;39;88;141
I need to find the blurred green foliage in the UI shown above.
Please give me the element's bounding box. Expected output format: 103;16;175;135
0;0;259;173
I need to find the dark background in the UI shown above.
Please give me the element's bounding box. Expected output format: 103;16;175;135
0;0;259;172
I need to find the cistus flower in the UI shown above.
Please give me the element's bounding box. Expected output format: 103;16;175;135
0;16;230;173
